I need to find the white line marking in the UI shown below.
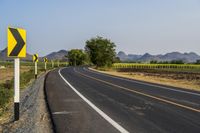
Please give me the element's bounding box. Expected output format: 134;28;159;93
84;67;200;97
53;111;79;115
58;68;129;133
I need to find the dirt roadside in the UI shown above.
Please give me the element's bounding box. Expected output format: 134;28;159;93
0;73;53;133
89;68;200;92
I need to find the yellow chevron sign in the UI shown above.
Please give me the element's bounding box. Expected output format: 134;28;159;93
44;58;48;63
33;54;38;62
7;27;26;57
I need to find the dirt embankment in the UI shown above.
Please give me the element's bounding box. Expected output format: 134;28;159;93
90;68;200;92
0;73;53;133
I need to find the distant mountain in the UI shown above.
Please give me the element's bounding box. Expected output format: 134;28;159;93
0;48;68;61
0;48;33;61
117;51;129;61
44;50;68;61
117;51;200;63
117;51;142;61
127;54;142;61
1;48;199;63
160;52;200;62
139;53;158;62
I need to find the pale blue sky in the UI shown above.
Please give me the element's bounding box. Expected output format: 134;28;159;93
1;0;200;56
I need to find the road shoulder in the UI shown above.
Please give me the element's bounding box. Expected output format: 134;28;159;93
1;73;53;133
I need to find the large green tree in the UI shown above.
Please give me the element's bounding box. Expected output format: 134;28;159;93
67;49;87;66
85;36;116;67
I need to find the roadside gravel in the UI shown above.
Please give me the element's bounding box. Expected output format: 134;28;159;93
0;73;53;133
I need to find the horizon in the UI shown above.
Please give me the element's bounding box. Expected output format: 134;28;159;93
1;47;200;57
1;0;200;56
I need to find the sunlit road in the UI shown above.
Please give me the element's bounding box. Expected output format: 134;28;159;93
45;67;200;133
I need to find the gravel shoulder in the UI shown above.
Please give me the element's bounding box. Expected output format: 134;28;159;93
0;73;53;133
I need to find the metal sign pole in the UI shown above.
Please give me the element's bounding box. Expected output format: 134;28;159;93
14;58;20;121
35;62;37;79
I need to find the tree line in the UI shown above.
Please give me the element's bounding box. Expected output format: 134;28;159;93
150;60;200;64
67;36;119;67
67;36;200;67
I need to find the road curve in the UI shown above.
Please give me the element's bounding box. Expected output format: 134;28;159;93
45;67;200;133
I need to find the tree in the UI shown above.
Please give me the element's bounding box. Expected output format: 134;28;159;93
67;49;87;66
196;60;200;64
150;60;158;64
170;60;184;64
85;36;116;67
113;57;121;63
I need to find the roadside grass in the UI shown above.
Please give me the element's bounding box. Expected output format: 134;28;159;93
0;85;13;117
0;63;56;120
0;68;37;118
0;60;67;118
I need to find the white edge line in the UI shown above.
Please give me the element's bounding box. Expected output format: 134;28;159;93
58;68;129;133
84;67;200;96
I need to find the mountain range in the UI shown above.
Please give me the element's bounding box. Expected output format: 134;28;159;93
0;48;68;61
117;51;200;63
1;47;199;63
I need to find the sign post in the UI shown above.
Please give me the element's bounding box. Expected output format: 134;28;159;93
44;58;48;72
7;27;26;121
52;60;54;68
58;60;59;67
33;54;38;79
14;58;20;121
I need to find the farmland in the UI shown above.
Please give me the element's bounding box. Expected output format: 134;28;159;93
93;63;200;91
112;63;200;73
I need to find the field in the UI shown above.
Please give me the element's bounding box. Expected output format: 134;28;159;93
94;63;200;91
112;63;200;73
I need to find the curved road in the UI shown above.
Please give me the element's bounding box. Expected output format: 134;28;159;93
45;67;200;133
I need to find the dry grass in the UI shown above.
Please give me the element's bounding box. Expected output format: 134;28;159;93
0;102;12;124
90;68;200;92
0;66;32;83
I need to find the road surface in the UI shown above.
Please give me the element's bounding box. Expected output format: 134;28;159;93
45;67;200;133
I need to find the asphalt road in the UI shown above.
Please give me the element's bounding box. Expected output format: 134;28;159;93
45;67;200;133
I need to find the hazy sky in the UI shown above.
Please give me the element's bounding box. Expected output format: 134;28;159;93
1;0;200;56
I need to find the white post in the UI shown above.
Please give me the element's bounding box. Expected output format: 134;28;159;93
14;58;20;121
52;61;54;68
35;62;37;79
45;62;47;72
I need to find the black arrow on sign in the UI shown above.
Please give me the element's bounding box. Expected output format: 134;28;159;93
9;28;25;56
34;54;38;62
